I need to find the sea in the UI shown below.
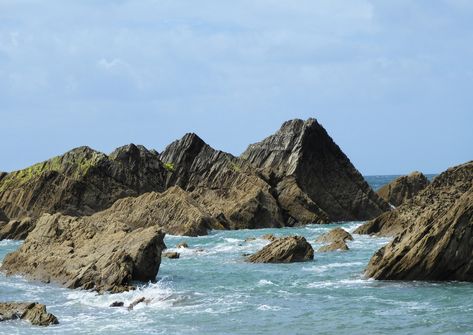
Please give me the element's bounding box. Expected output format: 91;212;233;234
2;175;473;335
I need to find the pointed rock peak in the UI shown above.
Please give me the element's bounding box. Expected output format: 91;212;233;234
159;132;210;164
109;143;158;162
61;146;106;164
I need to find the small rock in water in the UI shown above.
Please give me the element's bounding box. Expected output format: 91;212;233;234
109;301;124;307
315;228;353;244
318;241;349;252
163;251;180;259
244;237;256;242
176;242;189;249
127;297;151;311
247;236;314;263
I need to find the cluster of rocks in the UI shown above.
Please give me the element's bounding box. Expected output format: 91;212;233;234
246;227;354;263
356;161;473;281
0;119;389;295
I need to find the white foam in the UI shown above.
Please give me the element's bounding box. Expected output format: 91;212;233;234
257;304;282;311
257;279;275;286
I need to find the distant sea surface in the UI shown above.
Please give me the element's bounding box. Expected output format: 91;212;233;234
2;175;471;335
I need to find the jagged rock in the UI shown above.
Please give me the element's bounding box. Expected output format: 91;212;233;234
241;119;390;223
247;236;314;263
0;217;33;240
1;212;166;292
355;162;473;237
110;301;124;307
0;144;168;239
163;251;180;259
315;228;353;244
159;133;285;230
0;302;58;326
377;171;430;207
318;240;349;252
176;242;189;248
366;185;473;281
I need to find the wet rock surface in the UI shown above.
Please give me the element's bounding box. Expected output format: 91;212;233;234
315;228;353;244
318;241;349;252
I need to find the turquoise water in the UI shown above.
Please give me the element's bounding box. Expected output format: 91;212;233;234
1;176;472;335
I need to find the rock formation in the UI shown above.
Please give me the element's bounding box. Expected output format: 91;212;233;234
0;144;168;239
241;118;390;223
0;118;389;241
247;236;314;263
363;161;473;281
315;228;353;244
376;171;429;207
355;161;473;237
1;212;166;292
318;240;349;252
0;302;58;326
163;251;180;259
159;133;286;230
0;208;7;223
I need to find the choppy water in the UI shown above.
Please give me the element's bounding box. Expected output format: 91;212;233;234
1;175;472;335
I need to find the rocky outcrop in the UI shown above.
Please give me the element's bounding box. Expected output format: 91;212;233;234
318;240;349;252
366;185;473;281
355;161;473;237
241;119;390;223
247;236;314;263
316;228;353;244
159;133;285;230
93;187;222;236
163;251;180;259
0;302;58;326
0;144;168;239
1;212;166;292
363;161;473;281
377;171;429;207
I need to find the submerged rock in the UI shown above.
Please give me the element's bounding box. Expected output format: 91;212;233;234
163;251;180;259
0;144;168;239
1;212;166;293
247;236;314;263
0;302;58;326
377;171;429;207
176;242;189;248
315;228;353;244
364;161;473;281
241;118;390;223
110;301;124;307
318;241;349;252
261;233;277;242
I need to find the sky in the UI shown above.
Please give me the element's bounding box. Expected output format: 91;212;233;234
0;0;472;175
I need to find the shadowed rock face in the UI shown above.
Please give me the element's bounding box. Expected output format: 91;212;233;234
247;236;314;263
0;144;168;239
241;119;390;222
377;171;430;207
1;212;166;293
0;302;59;326
0;208;8;223
362;161;473;281
355;161;473;237
159;133;285;230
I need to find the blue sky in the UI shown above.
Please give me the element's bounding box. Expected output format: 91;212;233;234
0;0;472;175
